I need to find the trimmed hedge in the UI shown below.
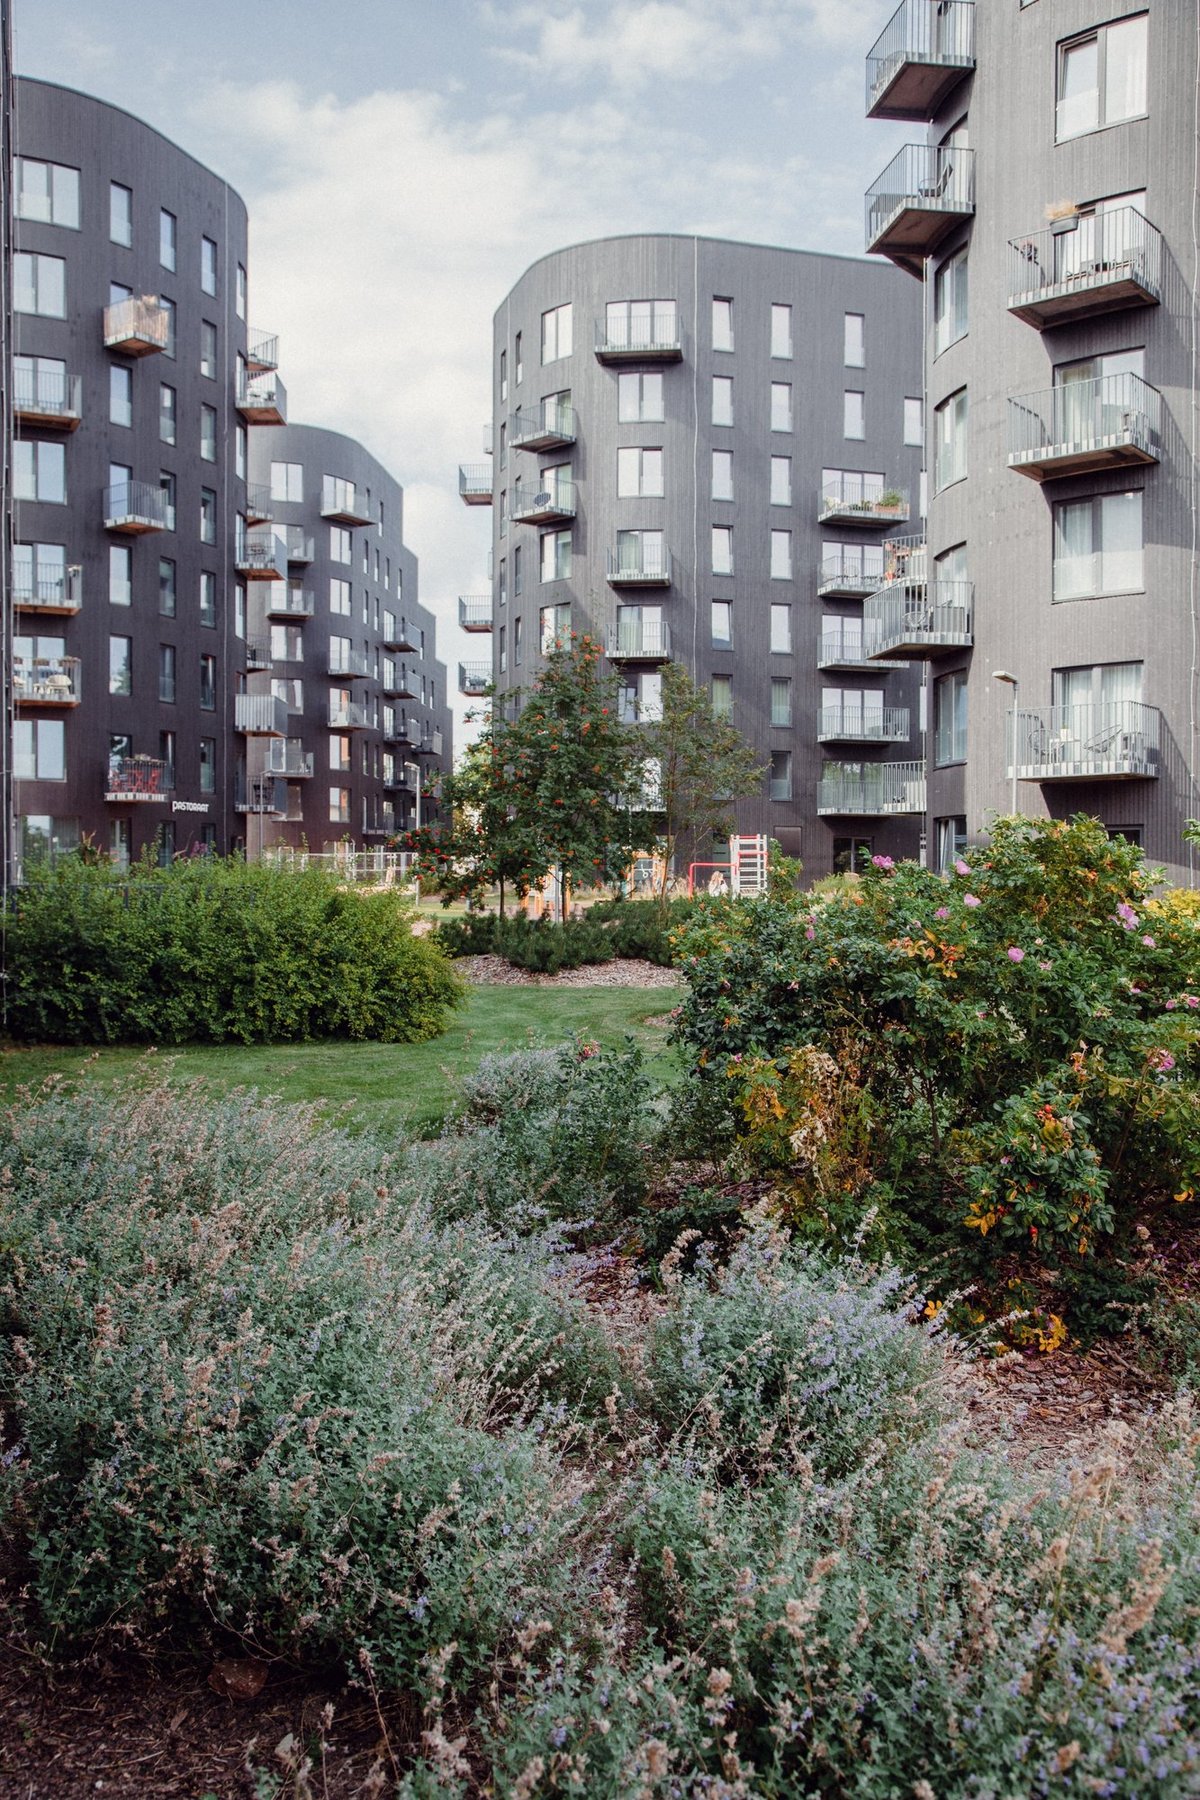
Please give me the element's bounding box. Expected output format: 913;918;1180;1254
434;897;694;971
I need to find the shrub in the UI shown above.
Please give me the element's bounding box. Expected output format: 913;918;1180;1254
432;910;500;958
587;897;694;965
496;914;615;973
4;856;464;1045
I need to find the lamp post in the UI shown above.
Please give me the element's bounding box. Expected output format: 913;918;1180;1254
404;759;421;898
992;671;1020;818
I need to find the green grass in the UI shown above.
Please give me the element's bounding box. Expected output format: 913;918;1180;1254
0;984;680;1138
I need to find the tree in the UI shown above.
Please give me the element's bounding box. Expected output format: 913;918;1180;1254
637;662;767;899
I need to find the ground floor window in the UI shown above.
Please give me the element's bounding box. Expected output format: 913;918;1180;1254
934;815;968;870
832;835;872;875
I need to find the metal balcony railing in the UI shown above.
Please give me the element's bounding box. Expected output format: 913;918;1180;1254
816;760;927;815
817;622;902;670
820;477;910;526
235;774;289;815
105;755;170;801
14;565;82;613
236;529;289;579
245;639;272;671
1008;702;1161;782
244;482;274;524
321;483;372;526
328;699;371;729
265;586;315;619
384;617;419;651
606;620;672;661
459;464;493;504
510;480;575;525
1007;373;1162;479
103;295;170;355
606;544;671;585
874;534;928;589
285;527;314;564
383;666;418;697
817;704;910;743
329;648;372;679
594;318;683;360
246;328;279;372
866;0;975;120
817;545;886;595
459;661;491;695
235;693;290;736
266;741;315;778
14;367;81;427
510;400;578;450
104;481;168;533
863;580;973;658
236;370;287;425
14;656;82;704
865;143;975;269
459;594;493;630
1008;208;1164;329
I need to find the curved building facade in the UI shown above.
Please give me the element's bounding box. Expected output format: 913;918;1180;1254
465;235;926;877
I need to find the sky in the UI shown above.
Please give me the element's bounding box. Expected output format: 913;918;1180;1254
13;0;907;716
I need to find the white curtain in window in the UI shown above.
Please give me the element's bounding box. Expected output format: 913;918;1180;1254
1105;14;1148;124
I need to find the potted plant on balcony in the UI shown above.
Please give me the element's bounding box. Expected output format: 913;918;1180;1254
877;490;906;518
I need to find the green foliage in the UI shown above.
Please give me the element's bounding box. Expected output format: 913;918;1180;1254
435;899;695;969
4;855;464;1045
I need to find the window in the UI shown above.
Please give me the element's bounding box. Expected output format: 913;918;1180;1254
904;397;924;447
15;158;79;228
200;571;216;627
712;296;734;351
770;456;792;507
617;447;664;497
1057;14;1148;141
934;670;968;765
605;298;676;351
200;488;217;544
330;634;354;674
273;678;303;712
769;750;793;801
935;816;969;871
109;635;132;696
844;391;865;440
498;558;507;606
160;471;176;531
14;719;65;782
771;383;793;432
515;331;523;383
199;738;216;795
770;530;792;580
329;734;352;772
711;601;733;647
933;246;968;355
159;558;176;616
109;545;132;607
236;264;247;318
540;528;572;582
159;296;176;358
618;371;664;421
541;302;573;363
110;280;132;306
109;181;133;247
711;674;733;720
330;578;352;616
1053;661;1143;725
712;449;734;502
14;354;69;416
770;677;792;727
770;303;793;359
235;582;246;639
330;525;352;563
499;348;508;403
540;602;571;653
329;787;351;824
271;624;303;661
514;615;524;665
15;441;66;503
1053;491;1143;599
615;529;665;578
712;525;733;575
200;404;217;462
13;542;67;607
498;624;507;673
14;252;65;317
844;312;865;368
200;321;218;379
235;423;246;480
271;461;303;503
108;364;133;428
934;387;968;490
770;604;792;653
201;236;217;295
159;208;176;270
159;644;176;703
159;383;177;444
513;543;523;596
199;654;216;710
712;376;733;427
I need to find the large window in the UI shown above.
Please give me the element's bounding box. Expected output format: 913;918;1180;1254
109;365;133;428
540;602;571;653
159;644;176;703
844;312;865;368
1053;491;1143;599
769;751;793;801
712;296;734;351
109;181;133;247
770;530;792;580
201;321;218;380
1053;661;1143;712
330;577;352;616
200;571;217;627
934;669;968;765
14;719;65;782
844;391;865;440
711;449;734;501
14;542;67;607
109;635;132;696
770;677;792;727
15;440;66;503
201;236;218;295
160;383;176;445
15;158;79;227
710;675;733;720
271;461;303;503
109;544;132;607
711;600;732;646
1057;14;1148;141
770;456;792;507
200;404;217;462
933;247;968;356
769;603;791;654
540;528;572;582
200;488;217;544
712;376;733;427
935;816;968;871
14;252;65;317
200;738;217;795
618;371;664;422
160;208;177;270
605;298;676;351
770;303;793;359
771;382;793;432
712;525;733;576
904;397;924;447
617;446;664;497
199;655;216;711
159;558;176;616
934;387;968;491
541;302;573;363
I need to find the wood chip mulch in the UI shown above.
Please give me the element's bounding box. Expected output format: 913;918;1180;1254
458;954;682;988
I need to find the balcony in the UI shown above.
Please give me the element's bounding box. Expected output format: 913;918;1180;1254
235;693;289;737
14;656;81;706
459;594;493;631
383;665;418;698
384;617;419;651
244;483;273;526
817;761;927;816
105;755;170;802
1007;373;1161;482
820;478;910;528
418;728;445;757
246;328;279;373
15;369;81;430
817;704;910;745
864;580;973;659
103;295;170;356
866;143;975;275
606;620;672;663
817;623;902;672
866;0;974;121
245;639;272;672
104;481;168;534
459;464;493;506
817;548;886;597
510;480;575;526
265;585;315;620
384;765;417;793
459;661;491;695
321;484;372;526
1009;702;1161;783
14;565;81;615
1008;209;1164;330
594;320;683;363
236;529;289;581
385;717;420;747
236;370;287;426
606;545;671;587
328;699;370;730
510;400;577;452
266;740;314;779
236;774;288;816
285;527;314;565
329;648;372;680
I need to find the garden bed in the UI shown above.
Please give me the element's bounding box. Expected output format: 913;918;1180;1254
457;953;682;988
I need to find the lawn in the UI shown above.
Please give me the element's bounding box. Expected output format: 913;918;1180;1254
0;983;680;1137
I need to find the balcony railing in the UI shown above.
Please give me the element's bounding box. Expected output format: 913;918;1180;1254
329;648;372;679
863;580;973;659
245;639;272;671
285;527;314;564
14;565;82;614
384;618;419;651
594;319;683;362
606;620;672;662
103;295;170;356
1008;209;1164;330
817;547;886;596
235;774;288;816
459;464;493;505
817;622;902;671
510;480;575;525
265;585;315;619
384;666;418;698
817;704;910;744
1009;702;1161;782
246;328;279;373
866;0;975;121
14;368;81;430
235;693;290;736
104;481;168;534
384;765;417;792
459;594;493;631
820;478;910;527
510;400;578;451
874;534;927;590
328;700;370;730
817;761;927;816
385;718;420;746
236;529;289;580
236;370;287;426
244;482;274;525
266;740;315;778
606;544;671;586
14;656;81;705
865;143;975;273
459;661;491;695
1007;373;1162;481
321;485;372;526
105;755;170;802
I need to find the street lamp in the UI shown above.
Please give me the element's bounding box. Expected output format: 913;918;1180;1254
404;760;421;898
992;671;1020;818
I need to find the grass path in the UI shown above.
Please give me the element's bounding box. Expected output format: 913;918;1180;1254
0;985;679;1137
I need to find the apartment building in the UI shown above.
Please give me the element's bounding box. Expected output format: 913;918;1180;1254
462;236;926;877
862;0;1198;882
9;79;448;868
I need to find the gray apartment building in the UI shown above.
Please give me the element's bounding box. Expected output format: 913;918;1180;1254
9;79;449;869
462;235;926;878
862;0;1199;883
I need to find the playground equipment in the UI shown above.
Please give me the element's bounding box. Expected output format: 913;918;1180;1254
687;834;769;898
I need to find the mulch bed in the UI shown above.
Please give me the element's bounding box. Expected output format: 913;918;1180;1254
457;954;681;988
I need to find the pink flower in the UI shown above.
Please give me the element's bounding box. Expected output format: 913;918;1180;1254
1142;935;1156;948
1039;960;1052;971
1148;1048;1176;1074
954;859;971;877
1115;902;1139;929
963;894;981;909
805;926;815;941
1166;999;1179;1010
1007;946;1025;963
934;907;950;920
871;854;895;872
1187;996;1200;1010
